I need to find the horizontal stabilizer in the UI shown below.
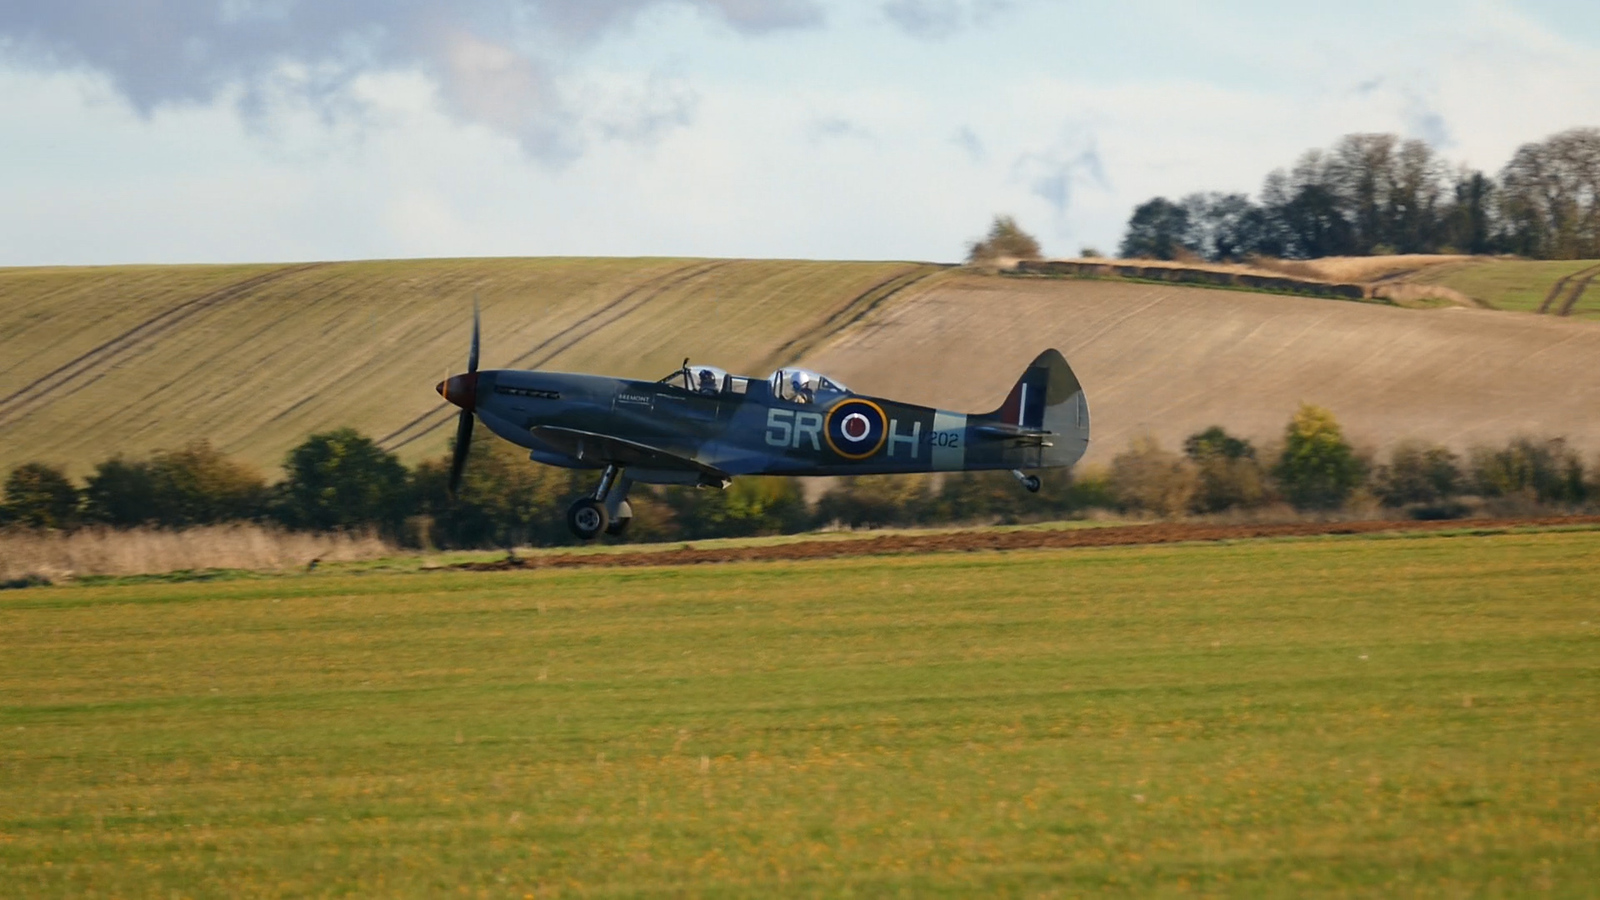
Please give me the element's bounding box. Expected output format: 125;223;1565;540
530;426;731;485
972;424;1055;447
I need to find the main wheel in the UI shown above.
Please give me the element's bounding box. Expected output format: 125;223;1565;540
1023;475;1042;493
567;497;609;540
604;500;633;537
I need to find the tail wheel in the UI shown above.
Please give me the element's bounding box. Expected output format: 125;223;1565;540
605;500;633;537
1023;475;1041;493
567;497;609;540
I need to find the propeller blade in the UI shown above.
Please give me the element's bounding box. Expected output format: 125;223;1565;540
448;409;474;497
467;296;480;374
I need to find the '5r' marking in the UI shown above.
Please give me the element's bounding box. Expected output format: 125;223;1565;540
765;408;823;450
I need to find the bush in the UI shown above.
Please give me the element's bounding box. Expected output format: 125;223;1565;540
81;457;156;527
966;215;1042;263
82;441;267;528
1468;437;1586;506
275;428;409;533
1372;441;1462;508
1275;405;1363;511
1182;427;1267;513
811;475;930;529
3;463;79;530
666;477;808;539
412;439;589;548
1109;436;1197;517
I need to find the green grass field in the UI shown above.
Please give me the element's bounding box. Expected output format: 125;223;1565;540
1412;258;1600;314
4;530;1598;896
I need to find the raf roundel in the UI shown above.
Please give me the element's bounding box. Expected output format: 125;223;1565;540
824;398;888;460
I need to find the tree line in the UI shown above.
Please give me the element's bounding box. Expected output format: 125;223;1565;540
1120;127;1600;262
2;410;1594;544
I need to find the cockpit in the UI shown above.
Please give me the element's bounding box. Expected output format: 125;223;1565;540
769;368;850;404
660;362;745;396
657;361;849;403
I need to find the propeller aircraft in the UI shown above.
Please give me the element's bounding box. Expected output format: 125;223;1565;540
437;307;1090;539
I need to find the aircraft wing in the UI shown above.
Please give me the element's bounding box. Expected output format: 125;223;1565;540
529;426;731;483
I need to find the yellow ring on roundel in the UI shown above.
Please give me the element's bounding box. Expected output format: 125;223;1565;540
824;398;889;460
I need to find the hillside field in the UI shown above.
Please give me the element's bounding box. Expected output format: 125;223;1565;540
3;255;1600;477
2;529;1597;894
1409;258;1600;317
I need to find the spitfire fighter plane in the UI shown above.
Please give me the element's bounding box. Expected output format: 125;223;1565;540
436;310;1090;539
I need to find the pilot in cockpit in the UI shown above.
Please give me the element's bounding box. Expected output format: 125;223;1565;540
697;368;720;394
791;371;814;404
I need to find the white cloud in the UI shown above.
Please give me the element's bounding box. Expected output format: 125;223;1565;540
0;0;1596;265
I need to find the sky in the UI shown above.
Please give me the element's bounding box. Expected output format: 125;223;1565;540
1;0;1597;266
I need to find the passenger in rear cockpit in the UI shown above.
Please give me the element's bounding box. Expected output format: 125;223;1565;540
791;371;814;404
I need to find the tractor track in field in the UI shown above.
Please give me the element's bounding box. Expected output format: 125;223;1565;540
1536;263;1600;314
1555;264;1600;316
455;516;1600;571
0;263;325;430
378;260;737;453
764;264;945;371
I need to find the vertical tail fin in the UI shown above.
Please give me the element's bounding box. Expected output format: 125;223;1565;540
982;349;1090;468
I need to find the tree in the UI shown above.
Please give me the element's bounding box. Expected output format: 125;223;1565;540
1277;184;1357;259
1498;128;1600;259
966;215;1042;263
1468;437;1586;506
82;456;158;526
3;463;80;529
412;438;588;548
82;442;266;528
1441;170;1496;254
1183;427;1267;513
1274;404;1363;510
1372;441;1462;507
276;428;408;532
1118;198;1191;260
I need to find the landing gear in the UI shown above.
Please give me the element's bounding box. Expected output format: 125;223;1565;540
1012;469;1042;493
567;497;609;540
569;464;634;540
605;500;633;537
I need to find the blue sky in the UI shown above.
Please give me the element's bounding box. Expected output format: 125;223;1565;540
1;0;1596;265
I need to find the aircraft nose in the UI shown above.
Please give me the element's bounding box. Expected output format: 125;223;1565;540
437;372;479;410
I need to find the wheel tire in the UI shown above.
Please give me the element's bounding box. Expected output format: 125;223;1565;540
567;497;609;540
604;500;633;537
1024;475;1042;494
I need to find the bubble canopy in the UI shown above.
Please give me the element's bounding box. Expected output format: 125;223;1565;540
769;368;850;404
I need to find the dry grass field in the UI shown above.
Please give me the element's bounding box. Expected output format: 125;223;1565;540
808;272;1600;464
0;258;943;476
4;255;1600;476
1055;254;1469;285
3;529;1597;895
0;525;393;582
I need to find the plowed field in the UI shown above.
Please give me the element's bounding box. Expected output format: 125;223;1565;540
805;272;1600;463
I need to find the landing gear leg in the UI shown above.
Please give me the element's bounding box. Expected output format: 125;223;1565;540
1012;469;1042;493
569;465;631;540
603;476;634;537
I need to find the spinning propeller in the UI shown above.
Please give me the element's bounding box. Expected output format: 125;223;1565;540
435;301;480;497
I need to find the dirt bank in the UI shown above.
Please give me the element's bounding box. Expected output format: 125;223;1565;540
455;516;1600;572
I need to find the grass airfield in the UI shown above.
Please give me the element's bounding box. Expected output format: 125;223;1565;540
3;529;1599;895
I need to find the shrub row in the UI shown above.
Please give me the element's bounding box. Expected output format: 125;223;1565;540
3;407;1594;546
